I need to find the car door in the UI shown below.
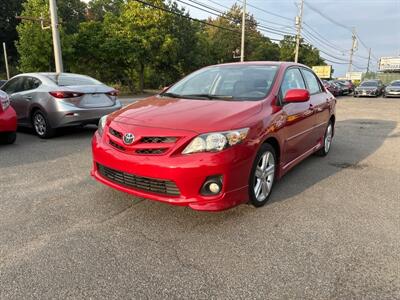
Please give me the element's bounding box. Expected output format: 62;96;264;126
1;77;26;120
301;68;331;146
280;67;316;166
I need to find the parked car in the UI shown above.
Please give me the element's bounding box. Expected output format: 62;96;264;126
91;62;336;211
0;80;7;87
322;80;340;96
383;80;400;97
354;80;384;97
336;80;355;93
0;90;17;144
1;73;122;138
333;80;350;95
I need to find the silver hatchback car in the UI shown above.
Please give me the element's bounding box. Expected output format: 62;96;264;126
1;73;122;138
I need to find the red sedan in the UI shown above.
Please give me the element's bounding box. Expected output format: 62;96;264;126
0;90;17;144
91;62;336;211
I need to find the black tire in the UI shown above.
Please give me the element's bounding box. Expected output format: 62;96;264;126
248;143;277;207
32;110;55;138
316;121;334;156
0;132;17;144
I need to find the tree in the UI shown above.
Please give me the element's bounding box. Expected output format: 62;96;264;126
87;0;124;21
58;0;87;34
279;35;325;66
0;0;24;74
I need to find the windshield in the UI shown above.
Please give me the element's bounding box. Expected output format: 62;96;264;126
390;81;400;86
164;65;279;101
360;81;378;87
46;74;102;86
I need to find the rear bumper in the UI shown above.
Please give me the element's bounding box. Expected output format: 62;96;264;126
0;107;17;132
91;131;254;211
48;100;122;128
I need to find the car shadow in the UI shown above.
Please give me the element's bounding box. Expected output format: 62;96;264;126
267;118;397;204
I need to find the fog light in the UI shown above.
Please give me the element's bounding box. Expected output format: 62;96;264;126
200;176;223;196
209;183;221;194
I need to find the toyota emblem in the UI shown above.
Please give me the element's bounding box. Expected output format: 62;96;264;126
123;133;135;145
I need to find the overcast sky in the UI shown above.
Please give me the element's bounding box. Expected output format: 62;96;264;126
82;0;400;76
178;0;400;76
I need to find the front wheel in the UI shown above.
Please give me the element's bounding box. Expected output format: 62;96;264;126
249;143;277;207
316;121;334;156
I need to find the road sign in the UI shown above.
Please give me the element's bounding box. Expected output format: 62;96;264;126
312;65;332;79
379;56;400;72
346;72;362;81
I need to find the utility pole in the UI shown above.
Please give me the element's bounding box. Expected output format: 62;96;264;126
348;28;357;73
2;43;10;80
49;0;63;73
366;48;371;73
240;0;246;62
294;0;304;63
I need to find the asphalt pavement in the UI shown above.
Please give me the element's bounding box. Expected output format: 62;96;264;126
0;96;399;299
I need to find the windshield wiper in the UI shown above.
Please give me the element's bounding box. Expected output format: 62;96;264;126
160;92;182;98
182;94;233;100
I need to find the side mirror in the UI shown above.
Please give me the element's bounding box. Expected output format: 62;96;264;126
284;89;310;103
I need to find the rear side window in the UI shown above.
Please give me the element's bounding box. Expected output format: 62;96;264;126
21;77;41;91
280;68;306;98
302;69;322;94
46;74;101;86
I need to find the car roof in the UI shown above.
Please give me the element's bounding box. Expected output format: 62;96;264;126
209;61;309;69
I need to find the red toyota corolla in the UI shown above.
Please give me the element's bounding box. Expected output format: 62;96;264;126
0;90;17;144
91;62;336;211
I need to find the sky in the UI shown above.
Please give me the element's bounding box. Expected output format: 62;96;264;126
82;0;400;77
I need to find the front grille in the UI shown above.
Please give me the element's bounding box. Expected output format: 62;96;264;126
140;137;177;143
109;140;125;151
97;164;180;196
136;149;167;155
109;127;123;139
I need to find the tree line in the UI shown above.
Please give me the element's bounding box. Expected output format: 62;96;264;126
1;0;326;93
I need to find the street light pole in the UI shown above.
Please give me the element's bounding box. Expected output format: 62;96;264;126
49;0;63;73
366;48;371;73
240;0;246;62
2;43;10;80
294;0;304;63
348;28;356;73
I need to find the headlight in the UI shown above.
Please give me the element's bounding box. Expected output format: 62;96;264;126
182;128;249;154
98;115;108;136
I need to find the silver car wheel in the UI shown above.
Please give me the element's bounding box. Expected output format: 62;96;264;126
254;151;275;202
324;123;333;153
34;113;47;136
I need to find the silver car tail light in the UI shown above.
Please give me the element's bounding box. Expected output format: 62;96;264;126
49;91;84;98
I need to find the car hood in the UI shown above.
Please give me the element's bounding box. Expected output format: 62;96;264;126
110;95;262;133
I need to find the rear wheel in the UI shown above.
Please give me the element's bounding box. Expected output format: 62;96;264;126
32;110;55;138
0;132;16;144
316;121;333;156
249;143;276;207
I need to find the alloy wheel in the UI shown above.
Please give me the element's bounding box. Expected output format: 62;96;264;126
253;151;275;202
34;113;47;136
324;123;333;153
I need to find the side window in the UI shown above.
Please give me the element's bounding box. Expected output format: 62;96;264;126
22;77;41;91
302;69;322;94
280;68;306;98
1;77;23;94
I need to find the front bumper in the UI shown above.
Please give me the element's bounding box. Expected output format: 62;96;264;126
91;131;254;211
48;100;122;128
0;106;17;132
354;90;379;97
385;90;400;97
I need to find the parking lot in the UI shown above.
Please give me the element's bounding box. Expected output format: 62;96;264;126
0;96;399;299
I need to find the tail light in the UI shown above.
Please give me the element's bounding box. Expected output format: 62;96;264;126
49;91;84;98
106;90;119;97
0;94;10;111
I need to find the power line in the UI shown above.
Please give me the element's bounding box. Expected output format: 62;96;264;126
237;0;294;22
